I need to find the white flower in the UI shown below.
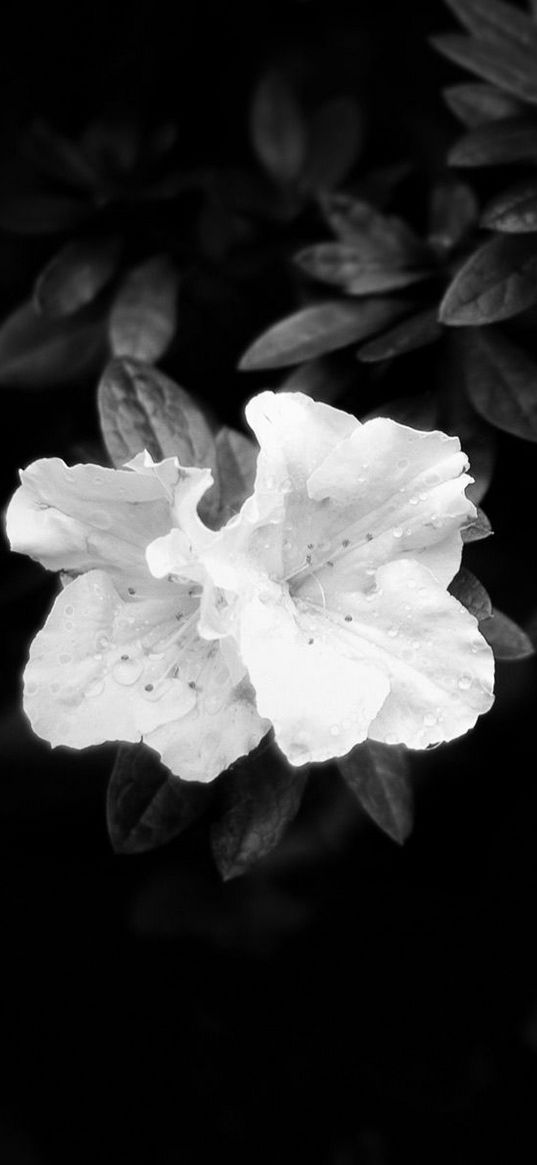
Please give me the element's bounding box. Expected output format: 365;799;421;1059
6;391;494;779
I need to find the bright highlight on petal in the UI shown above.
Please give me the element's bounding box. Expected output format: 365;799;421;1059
6;389;495;783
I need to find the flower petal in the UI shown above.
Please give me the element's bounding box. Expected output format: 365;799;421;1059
235;590;390;766
305;417;475;588
6;453;214;595
23;569;268;780
296;557;494;749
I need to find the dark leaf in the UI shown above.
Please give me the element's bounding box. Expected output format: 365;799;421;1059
443;82;524;127
362;390;440;428
107;743;209;855
428;179;478;252
279;353;355;402
358;307;443;362
239;299;408;369
34;236;121;318
214;426;258;521
109;255;178;364
460;326;537;440
320;193;429;263
211;745;307;879
449;565;493;622
481;177;537;231
0;300;105;388
443;0;537;52
448;116;537;166
81;117;141;179
0;192;88;235
295;243;430;295
431;34;537;106
250;70;306;185
354;161;412;208
481;607;534;658
461;505;493;541
439;233;537;325
300;97;364;193
98;358;219;519
338;740;413;844
21;119;99;190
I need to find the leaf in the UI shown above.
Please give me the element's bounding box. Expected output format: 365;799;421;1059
0;300;105;388
338;740;413;844
481;178;537;231
448;117;537;166
449;566;493;622
21;119;99;191
461;505;493;541
431;34;537;106
295;243;430;295
214;426;258;521
33;236;121;318
428;179;478;252
439;233;537;325
109;255;179;364
107;743;209;855
460;326;537;440
481;607;534;659
0;192;88;235
320;193;429;263
357;307;443;362
279;353;355;402
300;96;364;193
98;358;219;519
250;70;307;185
443;0;537;53
238;299;409;369
443;82;525;127
211;745;307;879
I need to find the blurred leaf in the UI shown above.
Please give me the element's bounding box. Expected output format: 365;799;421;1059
439;233;537;324
443;0;537;52
21;119;98;190
250;70;306;185
460;326;537;439
481;607;534;658
443;82;524;127
0;300;104;388
211;744;307;879
98;358;219;518
362;390;440;428
428;179;478;252
461;504;493;541
354;161;412;208
81;117;141;179
449;565;492;622
109;255;178;364
34;236;121;318
107;743;209;855
295;243;430;294
320;193;429;263
431;34;537;106
239;299;408;369
481;177;537;231
0;192;88;235
358;306;443;361
279;353;355;402
338;740;413;844
442;0;535;51
214;426;258;521
448;116;537;166
300;96;364;193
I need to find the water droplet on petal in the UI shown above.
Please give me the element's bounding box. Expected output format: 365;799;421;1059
64;621;73;631
112;658;144;685
431;515;443;529
96;635;110;651
330;725;340;737
25;681;38;696
317;539;331;554
392;527;403;539
86;678;105;698
409;496;419;506
457;674;472;690
397;458;409;470
387;626;398;638
64;605;74;617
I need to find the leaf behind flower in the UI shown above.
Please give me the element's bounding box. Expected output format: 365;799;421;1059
107;742;210;855
0;299;105;388
443;82;525;128
481;608;534;659
439;233;537;325
481;178;537;231
338;740;413;844
460;326;537;440
239;299;408;369
109;255;179;364
431;34;537;106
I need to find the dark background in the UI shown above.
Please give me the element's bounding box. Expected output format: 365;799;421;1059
2;3;537;1163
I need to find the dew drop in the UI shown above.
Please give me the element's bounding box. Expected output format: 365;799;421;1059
387;626;398;638
317;539;331;553
64;621;73;631
430;515;443;529
365;591;376;602
25;681;38;696
409;496;419;506
64;605;74;617
397;458;409;470
330;725;340;737
392;527;403;539
112;658;144;685
86;678;105;698
457;673;472;690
